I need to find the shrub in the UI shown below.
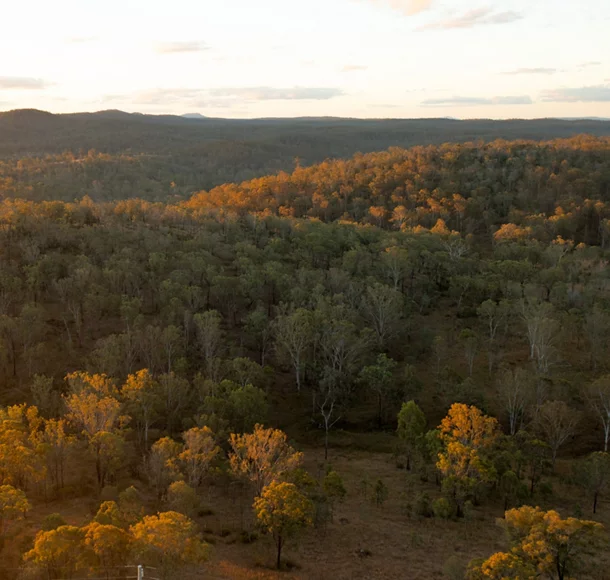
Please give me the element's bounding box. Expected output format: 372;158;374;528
433;497;454;519
415;492;433;518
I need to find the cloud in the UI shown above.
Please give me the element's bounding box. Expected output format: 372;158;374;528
578;61;601;69
421;95;532;106
103;86;345;108
0;77;48;90
66;36;97;43
540;85;610;103
208;86;345;100
503;68;557;75
341;65;368;72
365;0;433;15
105;88;211;106
155;41;209;54
419;7;522;30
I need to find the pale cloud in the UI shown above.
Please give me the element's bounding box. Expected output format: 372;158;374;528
421;95;532;106
540;85;610;103
155;41;210;54
103;86;345;108
105;88;212;107
66;36;97;43
578;61;601;69
503;68;557;75
208;87;345;100
0;77;49;90
419;7;522;30
364;0;433;15
341;65;368;72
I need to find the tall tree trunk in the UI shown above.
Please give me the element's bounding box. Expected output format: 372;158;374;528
276;535;283;570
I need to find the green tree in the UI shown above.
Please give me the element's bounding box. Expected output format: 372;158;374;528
396;400;426;470
576;452;610;514
358;354;398;426
323;470;346;522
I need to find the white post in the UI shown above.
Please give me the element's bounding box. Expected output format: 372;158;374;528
137;565;144;580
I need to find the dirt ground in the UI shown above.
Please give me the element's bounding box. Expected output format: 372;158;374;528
199;444;610;580
4;438;610;580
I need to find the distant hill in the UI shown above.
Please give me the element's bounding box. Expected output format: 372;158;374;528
181;113;208;119
1;109;610;201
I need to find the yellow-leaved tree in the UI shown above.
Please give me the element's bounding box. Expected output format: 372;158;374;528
0;484;30;537
122;369;160;447
179;426;220;488
145;436;182;501
81;521;132;577
229;424;303;495
39;418;76;492
254;480;314;570
437;403;499;517
0;404;46;488
130;511;210;580
64;372;127;489
467;505;607;580
25;525;85;579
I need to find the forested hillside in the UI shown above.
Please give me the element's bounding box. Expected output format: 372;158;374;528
1;136;610;578
2;108;610;201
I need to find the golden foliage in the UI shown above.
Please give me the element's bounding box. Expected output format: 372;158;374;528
469;506;607;580
130;511;210;569
229;424;303;495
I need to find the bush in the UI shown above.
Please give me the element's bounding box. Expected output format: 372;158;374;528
433;497;454;519
239;530;259;544
538;481;554;500
41;513;66;531
443;555;466;580
372;479;388;506
415;492;433;518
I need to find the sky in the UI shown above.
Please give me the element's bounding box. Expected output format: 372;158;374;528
1;0;609;119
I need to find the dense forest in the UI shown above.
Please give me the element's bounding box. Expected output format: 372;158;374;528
2;109;610;201
1;134;610;578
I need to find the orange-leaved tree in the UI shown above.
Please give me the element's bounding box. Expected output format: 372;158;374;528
178;426;220;488
467;505;607;580
64;372;127;489
437;403;499;517
229;424;303;495
0;484;30;537
130;511;210;579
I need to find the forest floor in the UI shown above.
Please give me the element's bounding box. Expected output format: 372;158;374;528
201;443;610;580
4;436;610;580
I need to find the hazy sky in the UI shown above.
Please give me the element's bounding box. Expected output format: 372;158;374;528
2;0;609;119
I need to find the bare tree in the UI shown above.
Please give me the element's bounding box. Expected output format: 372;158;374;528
536;400;580;467
317;368;349;461
361;283;403;348
585;375;610;451
521;301;560;375
194;310;224;371
497;366;531;435
477;299;510;373
380;246;410;291
584;307;610;371
459;329;479;377
273;308;313;392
